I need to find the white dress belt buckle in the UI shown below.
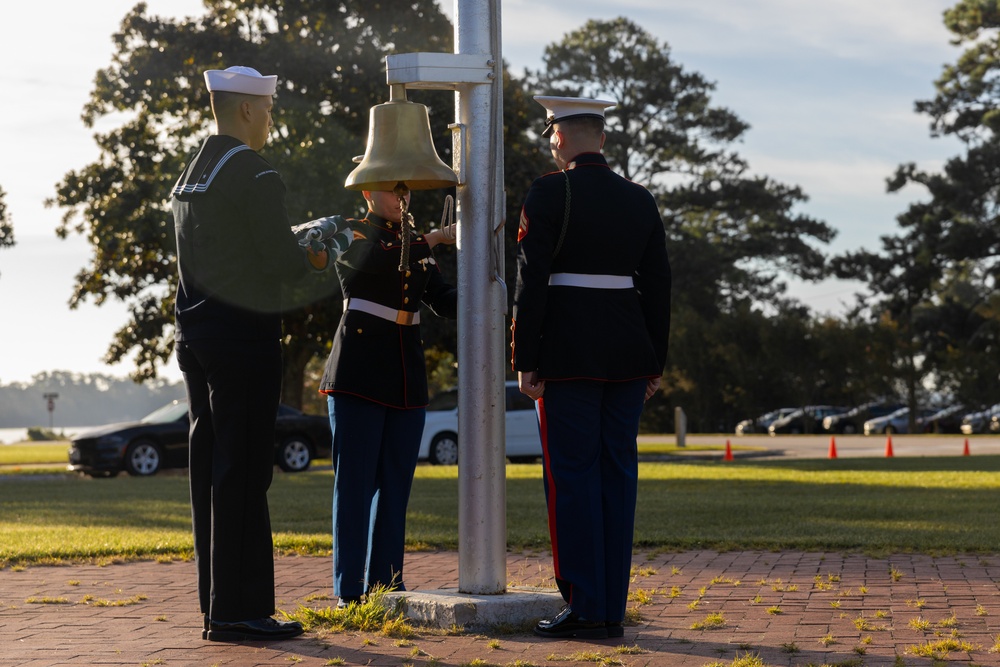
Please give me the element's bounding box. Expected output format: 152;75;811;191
344;298;420;325
548;273;634;289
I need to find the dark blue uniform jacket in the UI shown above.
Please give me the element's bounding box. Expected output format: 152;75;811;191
172;135;313;341
319;214;457;408
512;152;671;380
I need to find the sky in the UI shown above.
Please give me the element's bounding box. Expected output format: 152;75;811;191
0;0;964;386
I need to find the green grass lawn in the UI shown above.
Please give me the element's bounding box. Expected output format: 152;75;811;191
2;455;1000;566
0;442;71;465
0;440;748;468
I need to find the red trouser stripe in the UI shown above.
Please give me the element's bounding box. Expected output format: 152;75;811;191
537;396;561;579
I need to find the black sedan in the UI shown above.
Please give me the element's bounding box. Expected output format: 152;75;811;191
68;399;331;477
918;404;966;434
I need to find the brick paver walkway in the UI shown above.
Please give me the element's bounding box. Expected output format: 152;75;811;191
4;550;1000;666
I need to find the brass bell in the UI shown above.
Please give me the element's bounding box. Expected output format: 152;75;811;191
345;85;459;192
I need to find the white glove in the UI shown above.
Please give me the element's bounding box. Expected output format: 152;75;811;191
292;215;349;248
440;219;457;243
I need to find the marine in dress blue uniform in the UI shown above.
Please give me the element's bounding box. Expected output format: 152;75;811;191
318;189;457;604
172;66;346;642
512;96;671;639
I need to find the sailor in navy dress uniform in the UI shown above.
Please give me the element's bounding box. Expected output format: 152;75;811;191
318;188;457;606
172;65;349;642
512;96;671;639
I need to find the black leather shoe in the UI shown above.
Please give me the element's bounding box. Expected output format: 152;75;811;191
534;606;608;639
336;596;363;609
606;621;624;638
206;617;304;642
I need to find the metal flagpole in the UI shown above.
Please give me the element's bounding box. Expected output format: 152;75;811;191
385;0;506;596
454;0;506;595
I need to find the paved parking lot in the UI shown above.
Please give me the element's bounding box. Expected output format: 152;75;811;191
664;433;1000;460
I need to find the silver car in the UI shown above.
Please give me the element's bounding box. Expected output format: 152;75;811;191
418;381;542;465
735;408;796;435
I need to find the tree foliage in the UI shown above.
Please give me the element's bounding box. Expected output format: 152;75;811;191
0;186;12;252
49;0;458;405
0;185;13;281
833;0;1000;417
535;18;836;311
57;6;931;429
0;185;13;283
0;371;184;428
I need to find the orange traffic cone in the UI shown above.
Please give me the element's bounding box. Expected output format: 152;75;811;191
963;438;971;456
885;434;894;458
828;436;838;459
724;439;734;462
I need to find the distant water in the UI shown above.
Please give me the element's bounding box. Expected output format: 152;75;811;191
0;427;85;445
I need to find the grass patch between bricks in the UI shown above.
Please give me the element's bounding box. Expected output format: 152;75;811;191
286;585;414;637
905;637;980;659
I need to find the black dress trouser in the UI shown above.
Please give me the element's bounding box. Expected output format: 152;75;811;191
176;337;282;622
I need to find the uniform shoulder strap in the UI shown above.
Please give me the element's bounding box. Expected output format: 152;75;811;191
553;170;571;258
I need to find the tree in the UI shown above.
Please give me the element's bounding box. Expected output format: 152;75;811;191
831;227;942;428
834;0;1000;419
913;267;1000;408
536;18;835;307
49;0;457;406
532;18;838;428
0;186;13;275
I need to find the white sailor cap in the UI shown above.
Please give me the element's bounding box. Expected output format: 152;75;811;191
534;95;616;137
203;66;277;96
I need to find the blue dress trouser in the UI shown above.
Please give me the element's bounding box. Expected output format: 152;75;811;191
536;378;647;623
329;394;425;598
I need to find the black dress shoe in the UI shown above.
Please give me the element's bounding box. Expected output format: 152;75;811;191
534;606;608;639
606;621;624;638
206;616;304;642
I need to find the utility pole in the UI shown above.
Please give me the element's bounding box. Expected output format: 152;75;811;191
43;392;59;429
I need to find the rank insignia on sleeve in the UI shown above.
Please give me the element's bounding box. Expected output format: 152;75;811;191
518;211;529;242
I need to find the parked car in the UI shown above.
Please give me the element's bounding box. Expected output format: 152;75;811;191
68;399;331;477
768;406;846;435
734;408;796;435
918;404;967;434
419;381;542;465
986;410;1000;434
822;401;906;435
961;403;1000;435
863;407;936;435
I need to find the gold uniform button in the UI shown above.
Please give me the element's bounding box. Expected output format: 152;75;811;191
405;271;412;278
357;328;363;334
404;283;409;290
403;297;410;304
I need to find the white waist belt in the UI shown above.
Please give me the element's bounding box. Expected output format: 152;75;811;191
548;273;634;289
344;298;420;325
